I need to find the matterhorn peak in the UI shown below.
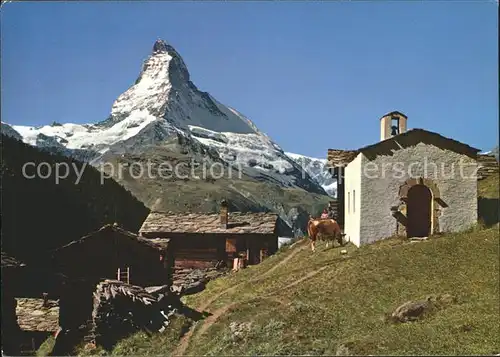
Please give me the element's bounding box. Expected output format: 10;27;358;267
152;39;170;54
9;38;329;199
151;38;182;60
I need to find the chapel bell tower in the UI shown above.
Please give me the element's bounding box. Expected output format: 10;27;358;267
380;111;407;141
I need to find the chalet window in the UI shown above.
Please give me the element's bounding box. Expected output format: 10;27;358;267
353;190;356;213
347;191;350;214
226;238;237;253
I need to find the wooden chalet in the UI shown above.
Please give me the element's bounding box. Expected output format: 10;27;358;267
51;224;172;287
139;200;280;269
47;224;173;346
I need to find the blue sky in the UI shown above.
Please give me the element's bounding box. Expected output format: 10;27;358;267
1;1;498;157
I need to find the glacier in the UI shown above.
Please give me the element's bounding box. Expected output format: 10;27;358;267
285;152;337;197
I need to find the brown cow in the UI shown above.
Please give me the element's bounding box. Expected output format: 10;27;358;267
307;217;343;252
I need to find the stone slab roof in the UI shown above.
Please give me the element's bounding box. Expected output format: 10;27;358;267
358;129;480;160
327;129;481;167
326;149;359;168
53;224;169;253
1;252;26;269
140;212;278;235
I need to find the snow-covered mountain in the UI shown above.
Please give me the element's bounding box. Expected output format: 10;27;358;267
1;122;23;141
6;39;326;195
285;152;336;197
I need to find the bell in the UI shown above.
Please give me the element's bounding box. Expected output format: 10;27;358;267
391;125;399;136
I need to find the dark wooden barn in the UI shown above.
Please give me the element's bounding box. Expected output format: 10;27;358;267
47;224;173;352
139;201;280;269
51;224;172;288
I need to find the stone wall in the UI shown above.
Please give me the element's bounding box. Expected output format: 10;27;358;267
344;154;363;246
15;298;59;332
359;143;477;245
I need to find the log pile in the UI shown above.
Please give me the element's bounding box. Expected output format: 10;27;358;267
171;267;228;295
89;280;179;349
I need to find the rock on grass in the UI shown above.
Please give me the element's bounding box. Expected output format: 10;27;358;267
390;294;457;323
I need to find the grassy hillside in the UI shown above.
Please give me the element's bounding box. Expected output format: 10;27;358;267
69;174;500;356
1;134;150;264
478;173;499;199
76;225;498;356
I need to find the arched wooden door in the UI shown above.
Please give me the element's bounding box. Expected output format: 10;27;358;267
407;184;432;238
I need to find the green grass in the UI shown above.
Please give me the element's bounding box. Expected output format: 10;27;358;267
38;176;499;356
36;315;191;356
108;314;191;356
36;336;55;357
478;172;499;199
181;229;499;355
97;227;498;356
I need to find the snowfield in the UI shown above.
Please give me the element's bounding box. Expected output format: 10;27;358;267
13;109;157;153
285;152;337;197
189;126;294;173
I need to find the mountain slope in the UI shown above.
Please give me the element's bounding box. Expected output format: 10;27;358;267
0;134;149;265
285;152;336;197
97;135;329;233
1;122;23;141
9;39;326;196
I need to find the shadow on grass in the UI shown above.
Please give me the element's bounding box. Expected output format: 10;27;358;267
179;304;211;321
478;197;500;226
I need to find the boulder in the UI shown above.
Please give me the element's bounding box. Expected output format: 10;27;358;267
391;300;430;322
229;321;252;341
335;343;352;356
390;294;456;323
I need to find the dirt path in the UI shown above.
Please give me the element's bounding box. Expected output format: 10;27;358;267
197;241;307;311
264;265;328;296
260;241;308;278
196;303;236;337
175;265;329;356
173;240;309;356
